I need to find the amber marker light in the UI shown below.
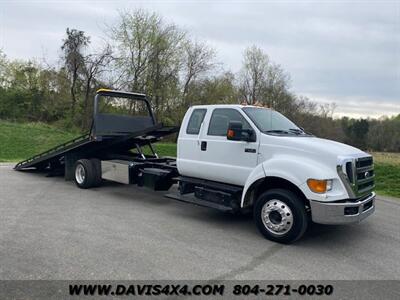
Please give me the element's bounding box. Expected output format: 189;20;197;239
307;179;328;193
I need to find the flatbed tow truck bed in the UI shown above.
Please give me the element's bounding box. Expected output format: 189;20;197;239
14;90;179;182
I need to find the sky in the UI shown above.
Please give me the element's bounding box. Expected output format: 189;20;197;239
0;0;399;118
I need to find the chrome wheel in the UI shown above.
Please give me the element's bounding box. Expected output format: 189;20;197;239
75;164;86;184
261;199;294;235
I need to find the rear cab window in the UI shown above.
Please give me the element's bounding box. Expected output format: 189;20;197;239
186;109;207;135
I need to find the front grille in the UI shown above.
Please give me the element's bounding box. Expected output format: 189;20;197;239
356;157;373;168
345;156;375;197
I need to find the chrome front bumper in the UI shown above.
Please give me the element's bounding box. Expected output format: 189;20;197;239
310;192;375;225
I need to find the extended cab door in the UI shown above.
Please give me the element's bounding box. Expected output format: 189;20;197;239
177;107;208;178
197;108;259;186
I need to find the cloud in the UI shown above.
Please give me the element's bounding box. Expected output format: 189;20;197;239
0;0;398;118
303;93;399;118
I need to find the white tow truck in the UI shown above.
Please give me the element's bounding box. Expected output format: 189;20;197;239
16;90;375;243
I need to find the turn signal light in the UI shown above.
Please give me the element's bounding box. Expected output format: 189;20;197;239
307;179;328;193
227;129;235;138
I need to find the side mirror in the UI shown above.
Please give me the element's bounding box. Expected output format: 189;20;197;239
227;121;243;141
227;121;256;142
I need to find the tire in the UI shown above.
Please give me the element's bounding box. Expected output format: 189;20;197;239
254;189;308;244
90;158;102;187
74;159;96;189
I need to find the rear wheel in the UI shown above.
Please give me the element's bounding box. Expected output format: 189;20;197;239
74;159;96;189
254;189;308;244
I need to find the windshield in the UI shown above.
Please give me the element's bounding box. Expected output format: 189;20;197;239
242;107;306;135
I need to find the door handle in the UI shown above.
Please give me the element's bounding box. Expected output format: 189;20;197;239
201;141;207;151
245;148;256;153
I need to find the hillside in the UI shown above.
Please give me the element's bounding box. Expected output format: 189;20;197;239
0;121;79;162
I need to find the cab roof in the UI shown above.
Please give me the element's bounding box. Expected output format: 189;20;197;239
190;104;270;109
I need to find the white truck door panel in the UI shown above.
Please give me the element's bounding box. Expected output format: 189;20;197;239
197;108;259;186
177;108;208;178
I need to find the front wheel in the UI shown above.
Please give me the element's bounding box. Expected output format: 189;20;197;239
254;189;308;244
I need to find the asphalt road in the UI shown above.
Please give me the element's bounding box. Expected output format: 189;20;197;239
1;163;399;280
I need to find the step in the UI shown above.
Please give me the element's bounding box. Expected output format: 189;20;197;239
178;176;243;194
165;192;233;212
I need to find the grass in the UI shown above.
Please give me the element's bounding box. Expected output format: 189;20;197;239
370;152;400;198
142;143;177;157
0;120;78;162
1;120;398;198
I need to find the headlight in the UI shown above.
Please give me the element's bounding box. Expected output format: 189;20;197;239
307;179;333;193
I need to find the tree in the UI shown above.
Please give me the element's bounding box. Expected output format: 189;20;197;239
110;10;185;120
238;45;291;110
319;102;337;119
61;28;90;113
263;63;291;108
182;40;216;106
81;44;112;129
341;118;370;149
238;45;269;105
0;50;7;87
145;19;185;119
110;10;156;92
367;115;400;152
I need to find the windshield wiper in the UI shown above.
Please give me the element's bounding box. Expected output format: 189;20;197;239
264;129;310;136
289;128;312;136
264;130;291;134
288;128;304;134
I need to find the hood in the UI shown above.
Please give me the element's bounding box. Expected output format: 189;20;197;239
260;134;369;166
279;136;364;156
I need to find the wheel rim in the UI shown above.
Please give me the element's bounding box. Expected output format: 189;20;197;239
75;164;86;184
261;199;294;235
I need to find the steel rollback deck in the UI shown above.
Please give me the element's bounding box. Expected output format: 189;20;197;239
14;89;179;171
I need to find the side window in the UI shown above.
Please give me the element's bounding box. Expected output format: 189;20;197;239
208;108;252;136
186;109;207;135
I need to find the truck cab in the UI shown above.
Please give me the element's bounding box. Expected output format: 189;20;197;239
177;104;375;243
